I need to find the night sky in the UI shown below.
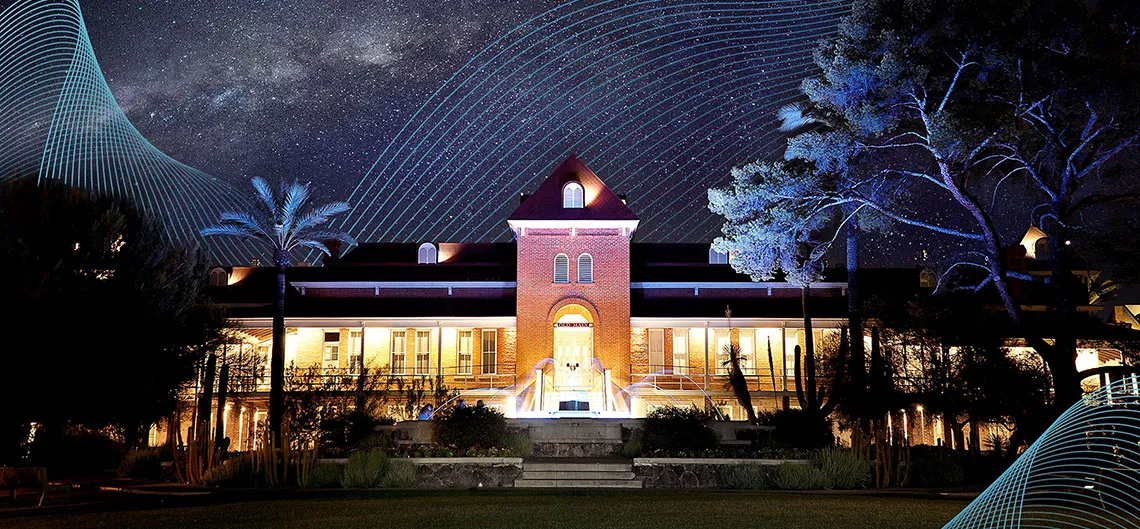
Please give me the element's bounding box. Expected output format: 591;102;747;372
81;1;925;256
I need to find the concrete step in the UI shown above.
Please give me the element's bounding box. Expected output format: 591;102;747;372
520;470;636;480
523;461;632;472
514;478;643;488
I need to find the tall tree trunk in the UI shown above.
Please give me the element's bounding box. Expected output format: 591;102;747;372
270;253;288;446
1045;224;1082;409
846;213;866;398
214;363;229;450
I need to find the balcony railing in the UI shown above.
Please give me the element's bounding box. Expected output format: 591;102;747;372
221;366;517;393
631;365;796;393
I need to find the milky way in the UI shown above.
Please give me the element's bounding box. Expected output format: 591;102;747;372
79;0;849;254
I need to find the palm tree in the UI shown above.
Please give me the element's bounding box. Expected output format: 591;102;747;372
201;177;355;445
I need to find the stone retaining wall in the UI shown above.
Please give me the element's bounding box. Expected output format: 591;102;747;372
411;457;524;489
632;458;810;489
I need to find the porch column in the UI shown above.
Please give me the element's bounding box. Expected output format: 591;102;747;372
703;322;710;391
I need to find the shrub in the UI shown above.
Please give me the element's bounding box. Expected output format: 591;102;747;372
504;432;533;458
717;464;771;490
28;431;122;476
619;429;644;458
304;462;344;488
771;462;830;490
770;409;833;449
435;406;507;449
320;411;396;456
201;454;259;487
341;449;387;488
641;406;718;454
118;446;166;480
910;452;965;487
379;458;418;488
813;447;870;489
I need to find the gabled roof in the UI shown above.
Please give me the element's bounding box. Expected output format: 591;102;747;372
508;155;638;222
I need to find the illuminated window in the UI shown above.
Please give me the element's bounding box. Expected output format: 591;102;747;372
715;330;730;375
348;331;363;375
391;331;406;374
562;182;584;208
739;329;754;372
578;254;593;283
417;243;437;264
481;330;498;374
673;333;689;375
323;332;340;363
554;253;570;283
457;331;473;375
415;331;431;374
648;329;665;371
709;247;729;264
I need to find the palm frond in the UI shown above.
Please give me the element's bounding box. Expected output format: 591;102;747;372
201;224;260;239
219;212;271;240
777;103;824;131
297;239;334;256
306;229;357;246
280;180;312;234
291;201;352;233
251;177;277;217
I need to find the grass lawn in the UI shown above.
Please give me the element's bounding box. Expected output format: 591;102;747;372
3;489;968;529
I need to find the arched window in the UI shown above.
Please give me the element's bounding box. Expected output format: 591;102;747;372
562;182;584;209
578;254;593;283
208;267;228;286
553;253;570;283
1034;238;1052;261
709;246;729;264
417;243;437;264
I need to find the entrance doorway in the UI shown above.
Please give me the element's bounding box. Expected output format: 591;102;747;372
553;313;593;391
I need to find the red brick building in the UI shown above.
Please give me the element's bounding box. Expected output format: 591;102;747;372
203;156;913;448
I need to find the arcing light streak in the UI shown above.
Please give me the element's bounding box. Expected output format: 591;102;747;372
336;0;848;251
0;0;251;264
944;377;1140;528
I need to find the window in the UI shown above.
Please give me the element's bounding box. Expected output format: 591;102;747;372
417;243;437;264
323;331;340;363
415;331;431;374
709;247;729;264
256;344;270;385
739;329;754;373
208;267;228;286
457;331;473;375
348;331;363;375
391;331;406;374
554;254;570;283
648;329;665;372
715;331;730;375
578;254;593;283
562;181;584;208
673;333;689;375
481;330;498;374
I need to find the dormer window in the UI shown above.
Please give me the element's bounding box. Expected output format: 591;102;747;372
208;267;228;286
709;247;729;265
562;182;584;209
417;243;437;264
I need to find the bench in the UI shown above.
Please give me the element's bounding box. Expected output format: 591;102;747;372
0;467;70;507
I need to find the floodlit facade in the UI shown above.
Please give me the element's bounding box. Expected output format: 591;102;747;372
187;156;1140;451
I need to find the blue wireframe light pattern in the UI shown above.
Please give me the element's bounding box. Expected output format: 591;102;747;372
0;0;846;263
944;377;1140;529
0;0;252;264
333;0;848;250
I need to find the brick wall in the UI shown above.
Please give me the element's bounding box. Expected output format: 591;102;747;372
515;227;632;388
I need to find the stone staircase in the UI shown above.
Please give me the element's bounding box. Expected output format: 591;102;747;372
514;459;642;488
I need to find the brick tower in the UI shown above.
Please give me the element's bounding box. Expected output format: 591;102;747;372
508;155;639;415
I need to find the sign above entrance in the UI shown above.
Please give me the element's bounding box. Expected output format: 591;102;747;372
554;322;593;328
